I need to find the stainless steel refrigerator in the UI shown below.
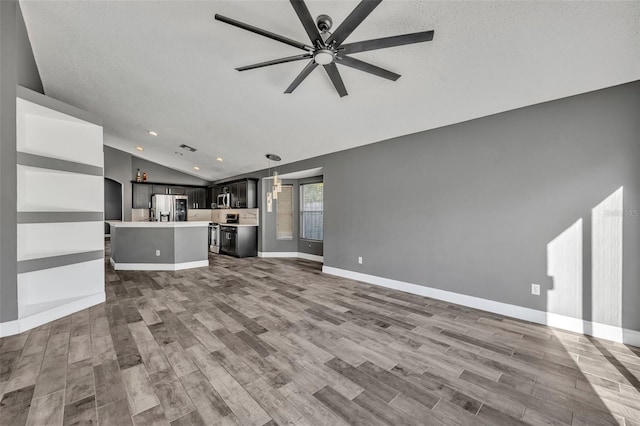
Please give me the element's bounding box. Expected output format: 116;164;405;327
151;194;188;221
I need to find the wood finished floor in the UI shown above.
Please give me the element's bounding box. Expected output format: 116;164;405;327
1;251;640;425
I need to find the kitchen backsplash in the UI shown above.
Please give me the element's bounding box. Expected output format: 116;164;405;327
131;209;150;222
213;208;259;225
129;208;259;225
187;209;212;221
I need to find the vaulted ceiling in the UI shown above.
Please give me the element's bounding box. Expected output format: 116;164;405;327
21;1;640;180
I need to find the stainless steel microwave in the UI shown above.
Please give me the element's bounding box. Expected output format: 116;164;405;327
217;193;230;209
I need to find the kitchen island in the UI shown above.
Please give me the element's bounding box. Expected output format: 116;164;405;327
108;221;210;271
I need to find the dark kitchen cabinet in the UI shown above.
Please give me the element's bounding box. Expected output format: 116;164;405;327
185;188;196;209
211;179;257;209
195;188;206;208
237;179;256;208
230;183;239;207
153;184;185;195
236;181;247;208
186;187;207;209
220;226;237;256
220;226;257;257
132;183;153;208
207;187;216;209
152;184;169;195
135;182;207;210
209;186;222;208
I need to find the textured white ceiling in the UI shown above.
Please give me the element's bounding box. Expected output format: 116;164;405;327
21;1;640;181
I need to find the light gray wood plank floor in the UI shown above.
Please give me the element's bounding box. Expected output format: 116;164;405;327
1;244;639;425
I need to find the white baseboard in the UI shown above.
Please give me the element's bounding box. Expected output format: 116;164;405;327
322;266;640;347
297;253;324;262
110;258;208;271
258;251;323;263
258;251;298;258
0;292;105;338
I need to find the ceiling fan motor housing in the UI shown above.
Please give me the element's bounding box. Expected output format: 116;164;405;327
316;14;332;32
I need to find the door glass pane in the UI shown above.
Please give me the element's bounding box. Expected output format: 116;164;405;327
276;185;293;240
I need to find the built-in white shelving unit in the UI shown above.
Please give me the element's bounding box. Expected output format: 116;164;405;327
15;87;104;331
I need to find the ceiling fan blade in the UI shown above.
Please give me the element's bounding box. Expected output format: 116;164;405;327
285;60;318;94
236;54;312;71
290;0;323;47
325;0;382;47
340;31;434;54
336;55;400;81
215;14;311;51
323;62;348;97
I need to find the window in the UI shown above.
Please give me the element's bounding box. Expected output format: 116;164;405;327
301;182;323;241
276;185;293;240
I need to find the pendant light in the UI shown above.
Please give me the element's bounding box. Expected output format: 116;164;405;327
265;154;281;211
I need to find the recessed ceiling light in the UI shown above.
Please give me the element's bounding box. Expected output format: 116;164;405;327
135;146;144;151
193;166;200;171
216;157;224;162
148;130;158;136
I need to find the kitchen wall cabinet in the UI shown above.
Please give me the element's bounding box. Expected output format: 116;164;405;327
186;187;207;209
152;184;184;195
238;179;257;208
210;178;257;209
230;182;239;206
132;183;153;208
152;184;169;195
133;182;208;209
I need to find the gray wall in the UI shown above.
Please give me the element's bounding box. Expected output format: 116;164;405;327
104;146;210;221
104;145;133;221
131;157;208;187
104;177;122;234
16;4;42;94
0;0;18;322
221;81;640;331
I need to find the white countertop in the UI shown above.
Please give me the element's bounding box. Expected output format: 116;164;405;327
217;223;258;227
108;221;210;228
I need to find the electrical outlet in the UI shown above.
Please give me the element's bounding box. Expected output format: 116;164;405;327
358;256;363;264
531;283;540;296
156;250;161;257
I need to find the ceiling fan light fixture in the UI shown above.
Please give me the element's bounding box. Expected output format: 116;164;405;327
314;49;334;65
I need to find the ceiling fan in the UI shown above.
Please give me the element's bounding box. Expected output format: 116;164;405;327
214;0;434;97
